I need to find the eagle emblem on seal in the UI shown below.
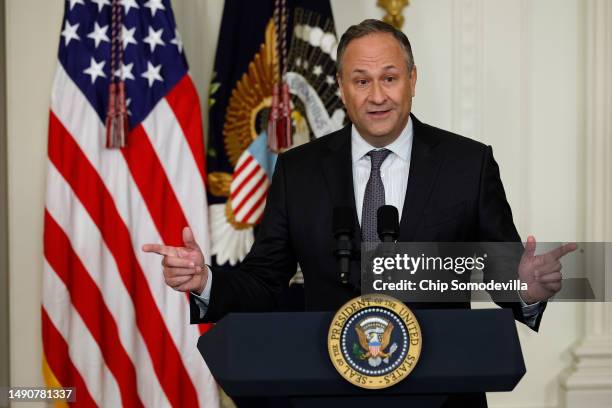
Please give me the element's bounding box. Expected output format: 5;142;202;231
353;317;398;367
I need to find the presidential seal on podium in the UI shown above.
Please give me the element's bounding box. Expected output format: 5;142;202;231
327;295;422;389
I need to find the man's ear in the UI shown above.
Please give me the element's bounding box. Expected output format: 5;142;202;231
410;65;417;97
336;74;346;105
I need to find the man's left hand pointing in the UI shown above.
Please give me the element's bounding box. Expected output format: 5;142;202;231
518;236;577;304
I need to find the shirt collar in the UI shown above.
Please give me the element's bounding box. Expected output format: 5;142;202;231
351;116;413;163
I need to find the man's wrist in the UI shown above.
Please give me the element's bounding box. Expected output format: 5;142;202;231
197;277;206;296
193;264;212;301
519;289;537;305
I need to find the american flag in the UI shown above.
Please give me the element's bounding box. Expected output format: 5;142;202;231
229;134;275;226
42;0;218;406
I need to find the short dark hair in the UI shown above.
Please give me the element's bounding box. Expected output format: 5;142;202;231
336;19;415;76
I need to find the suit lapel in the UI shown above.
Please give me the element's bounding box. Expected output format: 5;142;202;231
320;124;361;239
319;117;443;243
399;115;443;241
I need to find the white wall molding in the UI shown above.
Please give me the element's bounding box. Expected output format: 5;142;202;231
518;0;533;234
452;0;535;236
451;0;483;140
562;0;612;406
0;0;10;391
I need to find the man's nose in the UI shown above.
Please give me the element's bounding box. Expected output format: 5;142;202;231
369;81;387;104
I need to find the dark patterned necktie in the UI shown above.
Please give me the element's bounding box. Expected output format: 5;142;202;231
361;149;392;242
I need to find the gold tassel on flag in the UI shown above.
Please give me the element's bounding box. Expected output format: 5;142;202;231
268;83;292;152
105;81;129;148
267;0;292;152
105;0;129;148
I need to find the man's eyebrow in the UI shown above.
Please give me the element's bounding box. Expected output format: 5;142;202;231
350;65;399;75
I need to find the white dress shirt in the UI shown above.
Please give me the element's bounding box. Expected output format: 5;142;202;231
352;117;413;225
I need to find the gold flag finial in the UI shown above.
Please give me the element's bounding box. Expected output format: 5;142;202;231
377;0;410;30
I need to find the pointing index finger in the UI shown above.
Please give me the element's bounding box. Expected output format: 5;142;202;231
549;243;578;260
142;244;178;257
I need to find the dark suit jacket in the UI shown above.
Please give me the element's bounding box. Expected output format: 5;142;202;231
191;114;545;331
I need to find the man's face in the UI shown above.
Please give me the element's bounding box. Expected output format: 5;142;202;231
338;32;417;146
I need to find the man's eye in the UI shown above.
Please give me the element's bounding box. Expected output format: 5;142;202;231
385;76;396;82
356;79;369;86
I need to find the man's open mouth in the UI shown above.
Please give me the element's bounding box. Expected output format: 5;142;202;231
367;109;392;118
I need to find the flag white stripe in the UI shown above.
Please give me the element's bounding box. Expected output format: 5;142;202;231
244;188;268;224
50;64;217;407
142;98;211;259
235;150;250;167
231;168;267;212
234;175;268;220
45;162;171;408
231;157;259;192
42;261;122;408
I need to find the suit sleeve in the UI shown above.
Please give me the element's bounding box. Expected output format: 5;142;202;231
477;145;546;331
189;153;298;323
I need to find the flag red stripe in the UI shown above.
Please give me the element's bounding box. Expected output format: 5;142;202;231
164;75;207;182
233;155;254;176
122;125;188;248
44;211;144;408
230;162;260;200
242;186;269;222
233;172;267;214
167;78;214;337
42;307;97;408
47;112;199;408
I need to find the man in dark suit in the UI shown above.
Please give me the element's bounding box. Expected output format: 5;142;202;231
143;19;575;407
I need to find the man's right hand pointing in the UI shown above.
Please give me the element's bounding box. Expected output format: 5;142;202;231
142;226;208;295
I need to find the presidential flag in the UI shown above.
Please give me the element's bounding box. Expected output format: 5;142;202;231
206;0;345;275
42;0;218;406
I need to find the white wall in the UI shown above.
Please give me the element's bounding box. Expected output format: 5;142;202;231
6;1;589;407
6;0;63;403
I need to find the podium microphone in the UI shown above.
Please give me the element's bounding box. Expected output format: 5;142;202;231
377;205;399;243
333;206;354;284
